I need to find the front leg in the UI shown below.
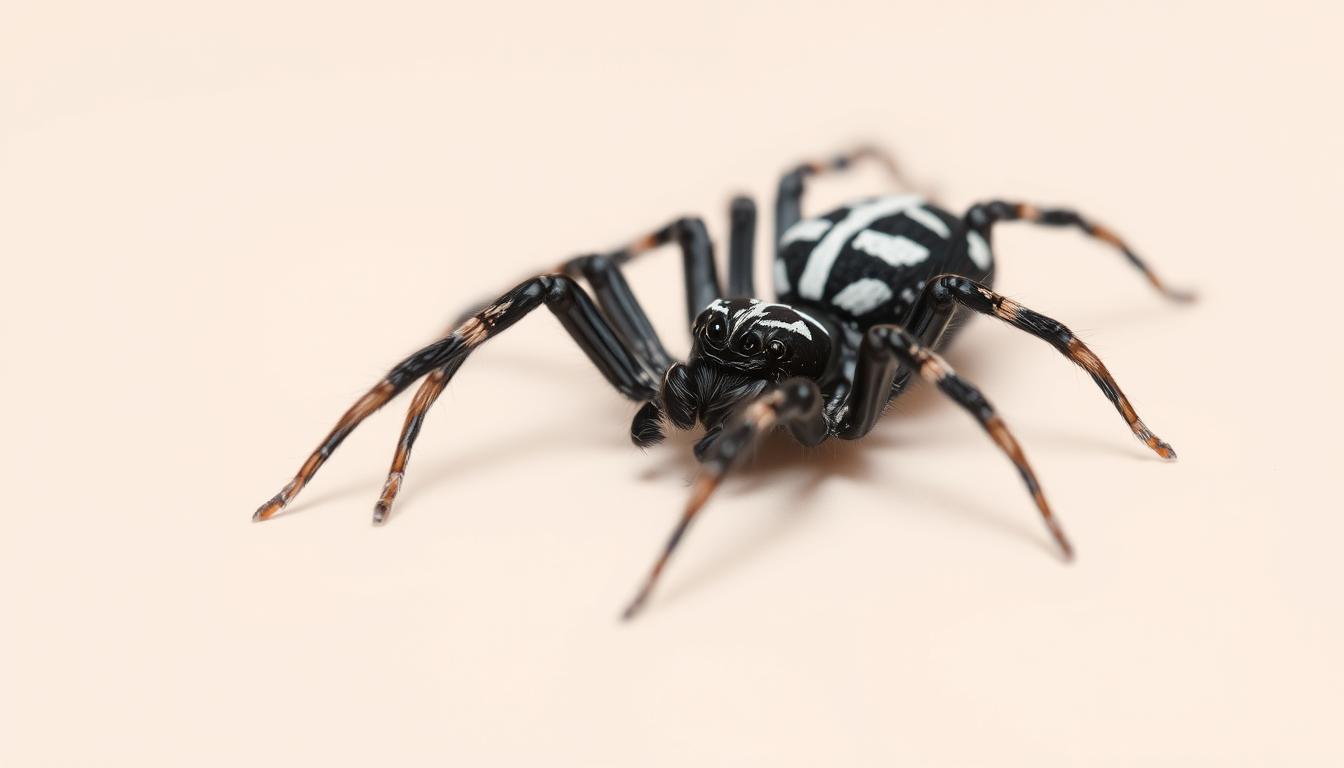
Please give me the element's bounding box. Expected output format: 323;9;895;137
834;324;1073;560
964;200;1194;302
621;378;828;620
254;275;659;523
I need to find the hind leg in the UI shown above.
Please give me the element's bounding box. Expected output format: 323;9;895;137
964;200;1194;302
774;144;924;258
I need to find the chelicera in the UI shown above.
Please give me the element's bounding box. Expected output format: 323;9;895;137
253;145;1192;620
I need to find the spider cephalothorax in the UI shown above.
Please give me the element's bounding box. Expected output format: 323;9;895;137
691;298;833;380
632;299;837;452
253;144;1192;620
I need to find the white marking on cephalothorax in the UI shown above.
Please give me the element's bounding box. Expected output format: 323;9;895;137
792;307;825;329
738;301;773;325
780;217;834;246
830;278;893;315
756;318;812;340
905;206;951;238
744;302;829;340
774;260;791;294
793;310;829;339
966;231;992;270
705;299;730;314
851;229;930;267
798;195;923;299
731;295;763;317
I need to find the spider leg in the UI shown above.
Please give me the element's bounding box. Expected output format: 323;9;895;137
775;144;920;257
428;243;693;452
453;238;699;379
727;195;758;298
964;200;1194;302
835;324;1073;560
560;253;674;375
449;212;724;347
255;275;658;523
560;217;727;446
905;274;1176;460
603;217;723;325
253;336;471;521
371;364;452;524
621;379;827;620
560;252;708;447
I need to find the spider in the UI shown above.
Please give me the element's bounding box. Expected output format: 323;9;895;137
253;145;1192;620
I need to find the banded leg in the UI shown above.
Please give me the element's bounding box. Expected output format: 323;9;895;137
604;216;723;325
775;144;917;257
964;200;1194;302
905;274;1176;460
253;336;472;522
451;215;724;348
452;220;720;449
458;222;714;379
835;324;1073;559
255;275;657;523
621;378;827;620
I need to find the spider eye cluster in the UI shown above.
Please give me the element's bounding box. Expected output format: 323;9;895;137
693;300;826;378
700;317;793;363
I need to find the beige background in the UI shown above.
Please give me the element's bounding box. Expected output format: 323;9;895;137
2;1;1341;765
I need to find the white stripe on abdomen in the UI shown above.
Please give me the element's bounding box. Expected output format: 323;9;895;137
851;229;930;267
797;195;922;299
830;278;894;315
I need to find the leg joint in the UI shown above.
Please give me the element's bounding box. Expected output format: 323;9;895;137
965;200;1021;229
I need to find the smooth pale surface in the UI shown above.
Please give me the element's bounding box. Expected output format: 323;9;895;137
2;2;1340;766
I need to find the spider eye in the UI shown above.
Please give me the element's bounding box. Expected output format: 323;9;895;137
705;319;727;342
767;339;788;360
739;334;761;354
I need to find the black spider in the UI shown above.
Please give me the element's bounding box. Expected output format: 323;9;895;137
253;145;1192;620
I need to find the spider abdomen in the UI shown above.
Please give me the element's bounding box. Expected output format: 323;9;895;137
774;195;994;329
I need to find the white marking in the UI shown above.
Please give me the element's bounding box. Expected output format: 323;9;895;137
738;301;773;324
966;231;992;270
774;260;791;293
830;278;893;315
790;306;829;338
797;195;923;299
745;302;829;340
757;318;812;340
905;206;951;238
851;229;930;267
780;218;833;245
706;299;730;314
